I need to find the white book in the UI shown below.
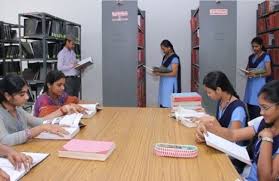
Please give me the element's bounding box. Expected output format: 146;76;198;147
204;132;251;165
35;113;83;140
0;152;49;181
75;57;93;70
79;103;102;119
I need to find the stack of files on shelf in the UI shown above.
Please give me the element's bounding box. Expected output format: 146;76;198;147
0;23;15;40
171;92;202;111
258;1;279;17
58;139;116;161
257;18;266;33
269;49;279;65
4;45;20;59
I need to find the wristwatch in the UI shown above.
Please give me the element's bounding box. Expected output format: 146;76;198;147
262;137;273;143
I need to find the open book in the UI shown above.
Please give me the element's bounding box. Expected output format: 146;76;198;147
35;113;83;140
58;139;115;161
0;152;49;181
143;65;171;73
75;57;93;70
79;103;102;119
240;68;266;74
204;132;251;165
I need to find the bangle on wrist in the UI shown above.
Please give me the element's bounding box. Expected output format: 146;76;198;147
25;129;32;139
261;136;273;143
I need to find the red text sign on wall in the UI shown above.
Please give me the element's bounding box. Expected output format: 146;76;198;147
209;9;228;16
112;10;129;22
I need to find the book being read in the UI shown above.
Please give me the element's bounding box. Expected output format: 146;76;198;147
204;132;251;165
142;65;171;73
79;103;102;119
0;152;49;181
58;139;116;161
35;113;83;140
75;57;93;70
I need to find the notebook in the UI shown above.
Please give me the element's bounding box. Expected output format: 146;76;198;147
142;65;171;73
58;139;115;161
35;113;83;140
0;152;49;181
75;57;93;70
204;132;251;165
79;103;102;119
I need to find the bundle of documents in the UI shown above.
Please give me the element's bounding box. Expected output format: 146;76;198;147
58;139;115;161
171;92;202;111
171;106;207;128
0;152;49;181
35;113;83;140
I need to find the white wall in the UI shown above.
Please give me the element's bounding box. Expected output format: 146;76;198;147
236;0;258;99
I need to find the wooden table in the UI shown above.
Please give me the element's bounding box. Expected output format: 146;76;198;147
15;107;241;181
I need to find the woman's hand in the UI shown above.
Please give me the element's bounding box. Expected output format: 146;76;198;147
43;124;69;137
6;149;33;171
195;116;217;143
0;168;9;181
247;71;256;78
258;128;274;139
153;71;161;76
195;122;208;143
60;104;86;115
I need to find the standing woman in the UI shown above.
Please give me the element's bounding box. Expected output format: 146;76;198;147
244;37;272;120
154;40;181;108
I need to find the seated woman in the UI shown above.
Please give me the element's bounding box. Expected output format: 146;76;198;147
0;74;74;146
34;70;86;117
203;71;248;130
196;80;279;181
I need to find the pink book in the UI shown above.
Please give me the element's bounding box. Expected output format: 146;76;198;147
62;139;115;154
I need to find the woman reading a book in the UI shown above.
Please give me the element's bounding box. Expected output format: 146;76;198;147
196;80;279;181
0;74;73;146
203;71;248;131
244;37;272;120
34;70;86;117
153;40;181;108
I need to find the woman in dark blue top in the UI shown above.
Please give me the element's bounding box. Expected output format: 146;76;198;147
196;80;279;181
244;37;272;120
203;71;248;130
154;40;181;108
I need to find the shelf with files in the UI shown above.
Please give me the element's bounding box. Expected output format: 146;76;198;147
257;1;279;80
190;7;200;92
137;9;146;107
18;12;81;80
257;0;279;19
0;21;22;76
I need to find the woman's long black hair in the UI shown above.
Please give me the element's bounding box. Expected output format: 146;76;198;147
203;71;240;99
43;70;65;93
0;74;27;103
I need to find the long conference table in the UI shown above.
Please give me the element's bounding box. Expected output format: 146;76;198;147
15;107;241;181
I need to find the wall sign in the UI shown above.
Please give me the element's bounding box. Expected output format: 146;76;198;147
112;10;129;22
209;9;228;16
